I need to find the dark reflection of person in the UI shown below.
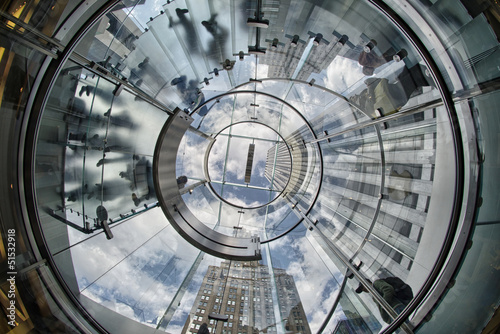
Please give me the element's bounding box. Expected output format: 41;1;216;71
177;175;188;189
77;80;110;99
86;181;131;202
349;63;435;118
78;85;93;97
96;153;138;168
356;277;413;324
358;47;396;76
71;84;135;129
129;57;151;88
128;57;169;95
123;156;155;206
67;129;132;155
68;133;105;151
102;108;134;129
170;76;208;116
201;14;229;62
170;8;200;54
66;184;91;202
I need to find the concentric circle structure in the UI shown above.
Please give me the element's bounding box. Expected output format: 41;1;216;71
205;122;292;209
1;0;499;334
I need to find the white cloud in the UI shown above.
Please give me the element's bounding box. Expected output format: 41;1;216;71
69;210;207;326
323;56;365;94
268;233;343;332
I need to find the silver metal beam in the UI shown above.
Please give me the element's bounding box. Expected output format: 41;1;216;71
69;52;174;115
215;132;283;143
209;180;281;192
154;109;261;260
309;98;444;144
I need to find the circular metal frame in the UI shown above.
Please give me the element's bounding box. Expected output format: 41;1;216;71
16;0;474;332
154;110;262;260
191;89;326;244
204;120;293;210
189;90;318;138
20;1;124;333
364;0;467;332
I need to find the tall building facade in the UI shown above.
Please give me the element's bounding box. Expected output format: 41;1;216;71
264;142;292;192
182;261;311;334
0;1;498;334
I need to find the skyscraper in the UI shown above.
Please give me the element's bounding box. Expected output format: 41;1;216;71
182;261;311;334
0;1;498;333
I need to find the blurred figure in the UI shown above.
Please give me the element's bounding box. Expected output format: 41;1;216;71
356;277;413;324
349;63;434;118
358;47;396;76
127;157;155;206
169;8;200;54
171;76;208;115
197;323;209;334
177;175;188;189
86;181;131;202
96;153;138;168
202;13;229;62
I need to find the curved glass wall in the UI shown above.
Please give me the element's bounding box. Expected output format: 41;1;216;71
1;0;498;333
31;0;458;332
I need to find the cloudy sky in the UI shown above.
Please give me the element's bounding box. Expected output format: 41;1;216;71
57;1;406;332
63;63;357;333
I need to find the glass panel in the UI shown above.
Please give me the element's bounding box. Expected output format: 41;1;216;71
265;226;345;333
418;91;500;333
1;264;84;332
19;0;483;333
386;0;500;91
328;278;386;333
35;59;168;249
1;0;72;37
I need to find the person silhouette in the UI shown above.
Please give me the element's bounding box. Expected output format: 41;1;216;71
356;277;413;324
201;13;229;61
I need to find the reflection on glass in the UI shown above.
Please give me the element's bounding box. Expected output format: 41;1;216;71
25;0;474;332
181;260;312;334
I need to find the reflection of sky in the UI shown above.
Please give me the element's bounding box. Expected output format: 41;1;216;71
123;0;164;31
63;52;351;331
61;2;385;331
69;210;205;327
207;123;285;207
266;229;344;332
68;207;344;331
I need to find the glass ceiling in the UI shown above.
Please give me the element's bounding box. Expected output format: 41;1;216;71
31;0;462;333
